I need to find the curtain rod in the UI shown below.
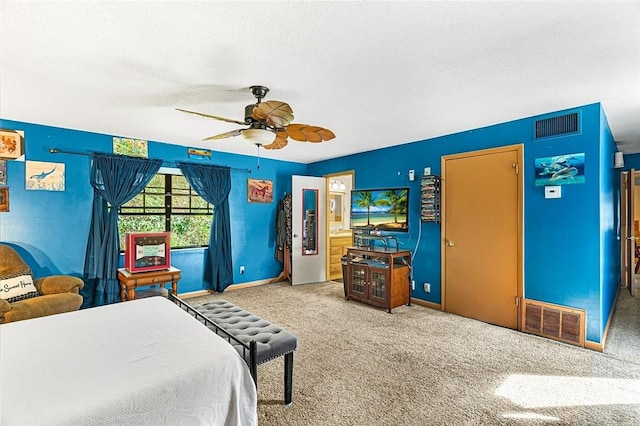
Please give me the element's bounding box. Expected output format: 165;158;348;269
48;148;252;174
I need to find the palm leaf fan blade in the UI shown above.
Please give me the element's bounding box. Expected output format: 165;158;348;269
317;128;336;141
252;101;294;128
263;136;289;150
203;129;243;141
286;124;333;142
285;126;307;141
176;108;246;125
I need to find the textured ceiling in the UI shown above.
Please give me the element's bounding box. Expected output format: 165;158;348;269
1;1;639;164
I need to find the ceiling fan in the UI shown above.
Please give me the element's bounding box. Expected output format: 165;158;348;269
176;85;335;150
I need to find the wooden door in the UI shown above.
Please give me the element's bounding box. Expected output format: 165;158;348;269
620;171;631;289
442;145;522;329
621;170;637;295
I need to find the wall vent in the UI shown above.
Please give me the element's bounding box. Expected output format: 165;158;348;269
521;299;585;347
534;112;579;139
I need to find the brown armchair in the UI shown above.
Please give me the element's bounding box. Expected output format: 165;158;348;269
0;244;84;324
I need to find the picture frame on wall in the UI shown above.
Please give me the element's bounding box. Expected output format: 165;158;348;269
0;187;9;212
247;178;274;203
113;137;149;158
0;160;6;185
0;129;24;160
25;161;66;191
534;152;585;186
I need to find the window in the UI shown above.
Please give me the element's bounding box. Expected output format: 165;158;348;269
118;173;213;249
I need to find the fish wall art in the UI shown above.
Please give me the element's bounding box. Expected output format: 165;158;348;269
25;161;65;191
534;152;585;186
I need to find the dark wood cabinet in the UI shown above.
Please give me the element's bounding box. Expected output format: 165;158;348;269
345;247;411;312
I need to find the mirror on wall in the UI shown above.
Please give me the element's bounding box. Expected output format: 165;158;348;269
302;188;318;255
329;192;343;224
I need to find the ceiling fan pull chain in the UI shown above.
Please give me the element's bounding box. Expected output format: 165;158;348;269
256;144;261;169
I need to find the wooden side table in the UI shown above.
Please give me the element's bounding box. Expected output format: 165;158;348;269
117;267;181;302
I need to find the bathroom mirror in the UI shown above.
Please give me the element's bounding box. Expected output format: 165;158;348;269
302;188;318;255
329;192;343;224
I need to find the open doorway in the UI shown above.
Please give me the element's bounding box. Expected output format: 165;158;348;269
324;171;354;283
620;170;640;297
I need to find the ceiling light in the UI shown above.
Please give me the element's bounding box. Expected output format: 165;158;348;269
242;128;275;147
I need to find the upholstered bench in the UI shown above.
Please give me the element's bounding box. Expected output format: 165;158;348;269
169;295;298;405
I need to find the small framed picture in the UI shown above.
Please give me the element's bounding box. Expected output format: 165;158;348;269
0;160;6;185
247;179;274;203
0;129;24;160
0;187;9;212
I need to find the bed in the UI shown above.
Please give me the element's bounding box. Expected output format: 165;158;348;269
0;296;258;426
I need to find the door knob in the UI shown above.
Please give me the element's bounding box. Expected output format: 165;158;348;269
293;233;299;238
446;240;454;247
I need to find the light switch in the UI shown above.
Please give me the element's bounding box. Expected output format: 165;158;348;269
544;186;561;199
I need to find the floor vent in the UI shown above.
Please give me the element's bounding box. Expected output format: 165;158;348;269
521;299;585;347
534;112;579;139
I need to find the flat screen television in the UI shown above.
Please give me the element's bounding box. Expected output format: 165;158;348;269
350;187;409;232
124;232;171;273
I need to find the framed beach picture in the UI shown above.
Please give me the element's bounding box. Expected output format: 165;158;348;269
187;147;212;161
26;161;66;191
0;129;24;160
247;179;274;203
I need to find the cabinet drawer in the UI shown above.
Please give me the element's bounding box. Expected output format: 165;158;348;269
330;245;343;255
330;263;343;275
332;236;352;246
330;254;343;264
127;273;179;287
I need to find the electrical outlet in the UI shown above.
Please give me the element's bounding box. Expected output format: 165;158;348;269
408;170;415;181
240;265;245;274
411;280;415;291
424;167;431;176
423;282;430;292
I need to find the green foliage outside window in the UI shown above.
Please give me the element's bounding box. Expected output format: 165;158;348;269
118;174;213;249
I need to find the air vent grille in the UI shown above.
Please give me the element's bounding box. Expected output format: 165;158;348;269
521;299;585;346
535;112;579;139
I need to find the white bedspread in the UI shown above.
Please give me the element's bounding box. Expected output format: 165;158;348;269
0;297;257;426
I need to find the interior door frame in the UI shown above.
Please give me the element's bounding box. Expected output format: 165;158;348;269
621;169;637;294
440;144;524;327
323;170;355;278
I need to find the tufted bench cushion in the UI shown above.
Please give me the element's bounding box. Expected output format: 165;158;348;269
189;299;298;405
196;300;298;365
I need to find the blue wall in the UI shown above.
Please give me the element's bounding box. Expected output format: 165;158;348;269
0;119;307;294
309;103;616;343
1;103;618;343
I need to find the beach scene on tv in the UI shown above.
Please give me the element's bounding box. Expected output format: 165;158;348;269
350;188;409;231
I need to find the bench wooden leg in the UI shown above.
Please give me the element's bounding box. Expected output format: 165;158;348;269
284;352;294;406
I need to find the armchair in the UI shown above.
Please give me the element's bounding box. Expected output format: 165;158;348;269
0;244;84;324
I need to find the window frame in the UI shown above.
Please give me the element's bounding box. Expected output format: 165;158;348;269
118;167;213;249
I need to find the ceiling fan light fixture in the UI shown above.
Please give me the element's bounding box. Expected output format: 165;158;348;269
242;128;276;147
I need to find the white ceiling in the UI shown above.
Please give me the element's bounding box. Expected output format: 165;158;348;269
1;1;639;164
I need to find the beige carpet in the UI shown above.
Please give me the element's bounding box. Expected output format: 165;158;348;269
187;281;640;425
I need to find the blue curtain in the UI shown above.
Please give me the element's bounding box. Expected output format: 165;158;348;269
179;163;233;292
83;153;162;306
